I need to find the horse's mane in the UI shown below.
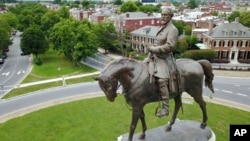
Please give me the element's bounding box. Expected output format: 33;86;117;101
101;57;138;74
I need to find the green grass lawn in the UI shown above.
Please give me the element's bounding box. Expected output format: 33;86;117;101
0;96;249;141
22;48;97;83
3;48;98;99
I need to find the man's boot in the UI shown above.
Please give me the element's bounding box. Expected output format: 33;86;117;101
156;78;169;118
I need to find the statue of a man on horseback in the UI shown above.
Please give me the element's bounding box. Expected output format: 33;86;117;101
145;8;179;118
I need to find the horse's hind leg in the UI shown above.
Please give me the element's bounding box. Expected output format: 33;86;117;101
193;91;208;129
166;94;182;131
139;110;147;139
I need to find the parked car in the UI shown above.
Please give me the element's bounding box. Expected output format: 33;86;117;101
3;47;9;52
12;30;17;35
0;57;4;64
2;52;7;59
21;51;30;56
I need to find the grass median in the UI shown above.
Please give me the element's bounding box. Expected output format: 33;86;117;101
0;96;249;141
3;48;98;99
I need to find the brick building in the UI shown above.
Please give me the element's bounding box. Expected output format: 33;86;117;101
203;18;250;63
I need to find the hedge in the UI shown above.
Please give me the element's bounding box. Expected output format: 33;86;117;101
181;49;216;61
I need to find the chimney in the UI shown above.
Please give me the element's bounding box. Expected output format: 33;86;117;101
147;12;151;16
208;20;214;35
126;13;129;18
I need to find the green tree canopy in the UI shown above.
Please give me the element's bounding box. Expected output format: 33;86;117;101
188;0;197;9
57;6;70;19
120;1;138;12
41;10;61;37
184;25;192;36
0;28;12;51
173;20;186;36
49;19;98;63
227;11;240;23
21;25;49;59
138;4;160;13
239;11;250;27
114;0;122;5
0;13;18;29
93;21;119;53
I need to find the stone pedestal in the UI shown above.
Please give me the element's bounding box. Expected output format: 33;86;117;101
118;120;215;141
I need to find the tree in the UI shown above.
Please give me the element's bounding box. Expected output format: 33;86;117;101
239;11;250;27
188;0;197;9
94;21;119;53
73;20;98;62
18;10;35;31
21;25;49;60
49;19;77;60
0;28;12;51
184;25;192;36
41;10;61;37
227;11;240;23
120;1;138;13
49;19;98;63
185;35;198;50
114;0;122;5
0;13;18;29
57;6;70;19
175;38;188;57
138;4;160;13
173;20;186;35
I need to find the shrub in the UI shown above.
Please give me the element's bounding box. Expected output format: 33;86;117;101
182;49;216;61
35;58;43;66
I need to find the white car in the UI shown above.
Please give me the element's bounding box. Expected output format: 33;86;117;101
0;57;4;64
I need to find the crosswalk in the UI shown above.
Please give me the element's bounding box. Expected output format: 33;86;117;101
1;70;26;76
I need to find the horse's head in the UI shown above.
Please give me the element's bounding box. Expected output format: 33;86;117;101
95;75;118;102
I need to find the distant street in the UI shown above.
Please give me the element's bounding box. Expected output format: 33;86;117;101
0;31;31;98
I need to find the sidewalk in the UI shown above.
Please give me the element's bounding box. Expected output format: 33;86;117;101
17;71;100;88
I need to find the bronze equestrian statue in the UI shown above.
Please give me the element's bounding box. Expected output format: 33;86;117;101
95;57;214;141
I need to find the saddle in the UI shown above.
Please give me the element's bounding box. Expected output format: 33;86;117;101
145;59;183;94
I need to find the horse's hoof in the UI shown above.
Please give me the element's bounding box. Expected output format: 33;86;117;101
139;134;146;139
200;123;207;129
165;126;172;132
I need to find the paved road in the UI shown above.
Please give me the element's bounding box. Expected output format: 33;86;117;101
0;82;103;123
0;31;31;98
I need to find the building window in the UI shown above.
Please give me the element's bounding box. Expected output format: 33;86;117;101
140;20;142;25
222;51;228;59
247;51;250;59
215;51;219;58
228;40;231;47
238;51;245;59
151;20;154;24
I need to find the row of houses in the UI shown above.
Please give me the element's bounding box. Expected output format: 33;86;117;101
67;2;250;64
3;1;249;64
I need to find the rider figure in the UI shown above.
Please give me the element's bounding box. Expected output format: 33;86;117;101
147;8;179;117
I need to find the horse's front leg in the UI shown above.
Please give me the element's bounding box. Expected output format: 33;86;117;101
166;94;182;131
127;108;142;141
139;109;147;140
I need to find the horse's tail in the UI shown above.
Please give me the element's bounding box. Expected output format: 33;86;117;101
198;60;215;93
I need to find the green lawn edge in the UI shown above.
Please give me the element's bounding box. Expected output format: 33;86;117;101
0;96;249;141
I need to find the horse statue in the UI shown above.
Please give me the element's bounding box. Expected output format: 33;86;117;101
95;57;214;141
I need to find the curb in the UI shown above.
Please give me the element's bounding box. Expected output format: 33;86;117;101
1;92;249;124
